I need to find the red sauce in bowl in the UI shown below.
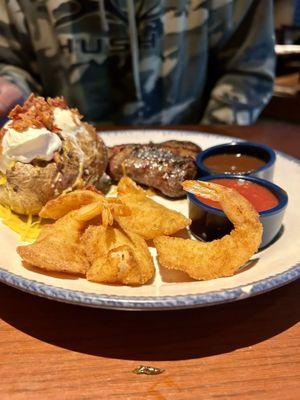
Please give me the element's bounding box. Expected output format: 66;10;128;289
196;178;279;212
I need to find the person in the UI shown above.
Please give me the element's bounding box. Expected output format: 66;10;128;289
0;0;275;125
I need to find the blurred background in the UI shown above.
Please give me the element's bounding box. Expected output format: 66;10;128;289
263;0;300;123
0;1;299;127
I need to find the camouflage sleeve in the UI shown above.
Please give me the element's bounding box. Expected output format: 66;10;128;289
201;0;275;125
0;0;41;96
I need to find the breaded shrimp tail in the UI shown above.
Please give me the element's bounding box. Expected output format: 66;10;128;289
154;180;263;280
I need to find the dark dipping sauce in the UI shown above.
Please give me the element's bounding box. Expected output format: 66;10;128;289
196;178;279;212
203;153;266;174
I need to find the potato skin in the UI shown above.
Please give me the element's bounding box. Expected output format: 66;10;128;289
79;123;108;185
0;124;107;215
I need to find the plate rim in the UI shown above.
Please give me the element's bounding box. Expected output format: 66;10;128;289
0;263;299;310
0;129;299;310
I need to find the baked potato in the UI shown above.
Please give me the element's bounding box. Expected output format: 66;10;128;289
0;95;108;215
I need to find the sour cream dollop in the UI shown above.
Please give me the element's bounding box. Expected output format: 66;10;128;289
53;107;84;138
0;126;62;173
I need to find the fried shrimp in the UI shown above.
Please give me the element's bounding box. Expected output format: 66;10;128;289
154;180;263;280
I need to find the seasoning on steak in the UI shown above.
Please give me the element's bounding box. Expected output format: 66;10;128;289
157;140;201;158
108;140;201;198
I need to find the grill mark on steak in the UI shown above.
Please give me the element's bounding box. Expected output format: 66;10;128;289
108;140;201;198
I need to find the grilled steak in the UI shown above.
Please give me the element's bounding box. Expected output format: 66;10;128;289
157;140;201;158
108;140;201;198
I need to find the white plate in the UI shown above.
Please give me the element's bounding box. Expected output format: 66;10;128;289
0;130;299;310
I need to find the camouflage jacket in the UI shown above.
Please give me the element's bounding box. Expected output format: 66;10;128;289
0;0;275;125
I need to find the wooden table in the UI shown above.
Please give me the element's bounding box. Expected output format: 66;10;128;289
1;122;299;400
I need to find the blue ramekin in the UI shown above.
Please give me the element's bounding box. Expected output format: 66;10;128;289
187;175;288;249
196;141;276;181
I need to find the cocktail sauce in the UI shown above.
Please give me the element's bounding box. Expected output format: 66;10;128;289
196;178;279;212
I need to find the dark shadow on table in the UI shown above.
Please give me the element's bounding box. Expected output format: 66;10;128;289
0;280;299;361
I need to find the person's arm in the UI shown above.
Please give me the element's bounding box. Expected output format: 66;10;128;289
201;0;275;125
0;0;41;116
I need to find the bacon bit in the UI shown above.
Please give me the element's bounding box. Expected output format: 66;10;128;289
47;96;68;109
9;93;38;119
9;94;58;132
7;94;82;133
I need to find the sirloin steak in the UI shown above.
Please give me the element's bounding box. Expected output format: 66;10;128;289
108;140;201;198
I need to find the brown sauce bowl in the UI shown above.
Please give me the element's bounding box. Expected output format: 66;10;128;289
196;141;276;181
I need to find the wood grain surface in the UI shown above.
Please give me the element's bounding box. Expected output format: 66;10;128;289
1;123;299;400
